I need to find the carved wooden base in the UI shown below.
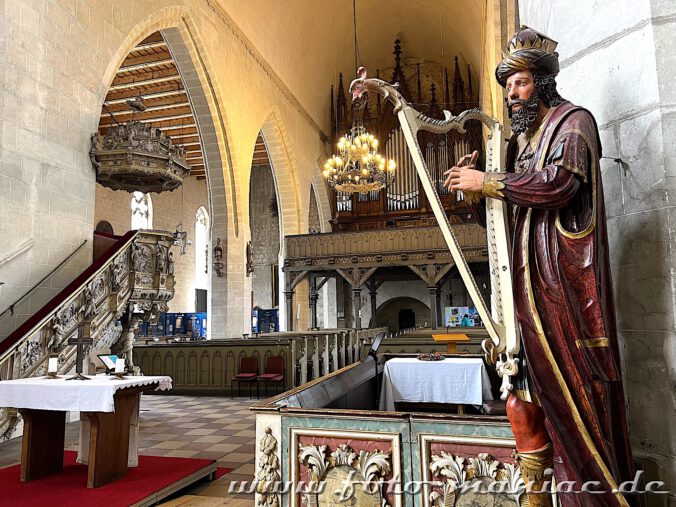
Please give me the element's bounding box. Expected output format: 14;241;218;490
19;409;66;482
82;385;150;488
18;384;156;489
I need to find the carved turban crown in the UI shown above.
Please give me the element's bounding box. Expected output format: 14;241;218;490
495;26;560;87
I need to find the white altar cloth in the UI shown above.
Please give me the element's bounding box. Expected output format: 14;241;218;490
0;375;172;468
379;357;492;411
0;375;172;412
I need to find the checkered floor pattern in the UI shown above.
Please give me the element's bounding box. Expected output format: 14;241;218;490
0;395;258;506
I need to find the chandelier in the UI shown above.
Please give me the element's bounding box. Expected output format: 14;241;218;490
323;123;396;193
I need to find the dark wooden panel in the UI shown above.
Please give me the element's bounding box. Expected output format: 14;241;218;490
19;409;66;482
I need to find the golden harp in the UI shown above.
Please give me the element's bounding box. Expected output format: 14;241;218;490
349;68;519;399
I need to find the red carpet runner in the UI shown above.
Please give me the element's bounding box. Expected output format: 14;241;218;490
0;451;232;506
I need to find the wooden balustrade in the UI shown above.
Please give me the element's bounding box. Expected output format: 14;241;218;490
132;327;387;395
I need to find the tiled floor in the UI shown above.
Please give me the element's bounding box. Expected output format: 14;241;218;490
0;394;258;506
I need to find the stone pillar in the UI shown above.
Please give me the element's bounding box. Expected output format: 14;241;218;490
369;288;378;327
352;288;362;330
428;285;440;330
436;288;443;328
284;290;294;331
309;275;319;330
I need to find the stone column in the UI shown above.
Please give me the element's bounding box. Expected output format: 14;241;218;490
284;290;294;331
436;288;443;328
309;275;319;330
369;288;378;327
366;276;378;327
352;288;362;330
428;285;440;329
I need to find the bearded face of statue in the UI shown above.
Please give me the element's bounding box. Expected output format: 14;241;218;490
506;70;542;135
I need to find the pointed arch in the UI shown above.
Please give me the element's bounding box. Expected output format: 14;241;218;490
258;107;302;237
311;167;333;233
256;107;304;331
94;7;244;340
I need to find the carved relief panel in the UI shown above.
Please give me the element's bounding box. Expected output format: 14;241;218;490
290;428;402;507
420;435;525;507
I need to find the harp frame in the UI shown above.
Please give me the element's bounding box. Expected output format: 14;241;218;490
349;68;520;399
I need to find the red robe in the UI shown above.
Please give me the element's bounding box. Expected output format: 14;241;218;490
489;102;636;506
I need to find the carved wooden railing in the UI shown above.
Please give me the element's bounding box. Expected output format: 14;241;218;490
132;327;388;394
284;225;486;270
0;230;176;440
290;327;387;386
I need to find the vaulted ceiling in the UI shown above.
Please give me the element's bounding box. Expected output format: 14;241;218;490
218;0;484;130
97;2;483;182
98;32;207;180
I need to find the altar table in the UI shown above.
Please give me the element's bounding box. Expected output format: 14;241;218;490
379;357;492;411
0;375;172;487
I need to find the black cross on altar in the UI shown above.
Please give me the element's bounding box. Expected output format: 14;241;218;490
66;325;93;381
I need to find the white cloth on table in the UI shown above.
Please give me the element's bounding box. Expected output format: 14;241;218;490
0;375;172;468
379;357;492;411
0;375;172;412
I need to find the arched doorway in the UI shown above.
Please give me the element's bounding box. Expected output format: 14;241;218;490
398;308;416;330
376;297;431;331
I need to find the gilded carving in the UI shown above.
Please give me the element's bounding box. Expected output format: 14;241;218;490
429;452;524;506
482;173;507;200
155;246;166;273
213;238;224;277
89;276;106;301
81;287;98;321
48;300;81;351
135;273;154;286
19;338;42;374
94;318;124;351
256;428;281;507
298;443;391;507
110;253;127;292
131;242;153;272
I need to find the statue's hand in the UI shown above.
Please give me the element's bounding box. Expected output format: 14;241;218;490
444;151;483;193
444;167;484;193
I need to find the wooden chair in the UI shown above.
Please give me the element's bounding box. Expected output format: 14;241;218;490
231;356;258;399
257;355;285;398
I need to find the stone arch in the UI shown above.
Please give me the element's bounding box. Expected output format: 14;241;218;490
259;107;302;238
311;164;333;233
376;296;431;331
95;9;238;340
249;159;280;310
258;108;303;331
